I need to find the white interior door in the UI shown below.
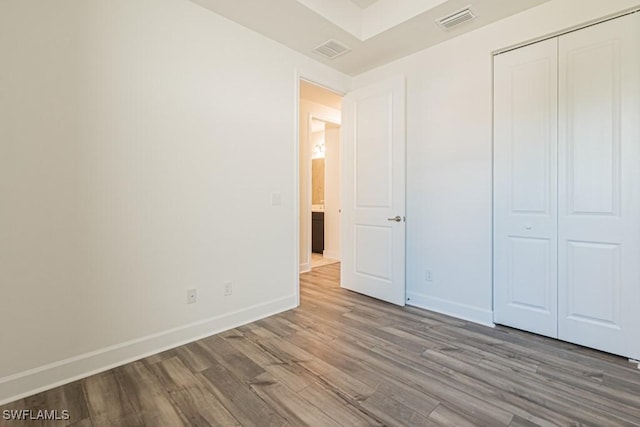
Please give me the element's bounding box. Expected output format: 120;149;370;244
493;39;559;338
341;75;406;306
558;13;640;359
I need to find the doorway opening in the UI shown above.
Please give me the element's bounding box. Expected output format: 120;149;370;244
298;80;343;273
296;74;406;306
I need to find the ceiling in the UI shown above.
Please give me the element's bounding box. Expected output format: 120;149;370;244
190;0;551;76
350;0;380;8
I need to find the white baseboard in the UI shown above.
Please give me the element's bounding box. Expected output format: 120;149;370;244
299;262;311;273
0;295;296;406
407;292;495;328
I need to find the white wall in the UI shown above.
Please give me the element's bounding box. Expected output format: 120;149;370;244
0;0;349;404
324;126;341;260
299;100;341;272
352;0;640;325
311;128;326;160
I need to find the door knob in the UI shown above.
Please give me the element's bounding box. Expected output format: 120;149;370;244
387;216;402;222
525;224;533;230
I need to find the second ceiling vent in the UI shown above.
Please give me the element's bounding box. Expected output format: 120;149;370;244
437;6;476;29
313;39;351;60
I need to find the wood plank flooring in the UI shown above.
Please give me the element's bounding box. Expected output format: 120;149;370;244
2;263;640;426
311;253;340;268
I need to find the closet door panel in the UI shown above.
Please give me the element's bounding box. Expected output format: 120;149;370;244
566;241;620;326
494;39;558;338
565;41;619;215
558;12;640;359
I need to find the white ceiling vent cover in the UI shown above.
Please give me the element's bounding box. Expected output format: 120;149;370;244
313;39;351;59
437;6;476;29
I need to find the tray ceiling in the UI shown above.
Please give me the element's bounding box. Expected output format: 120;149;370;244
190;0;551;75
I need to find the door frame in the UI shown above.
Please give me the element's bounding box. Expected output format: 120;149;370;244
293;70;347;307
303;112;341;273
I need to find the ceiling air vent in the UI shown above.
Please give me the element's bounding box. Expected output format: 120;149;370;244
313;39;351;59
437;6;476;29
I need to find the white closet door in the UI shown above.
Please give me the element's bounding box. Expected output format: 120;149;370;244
558;12;640;359
494;39;559;338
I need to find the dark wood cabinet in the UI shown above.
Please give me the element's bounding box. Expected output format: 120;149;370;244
312;212;324;254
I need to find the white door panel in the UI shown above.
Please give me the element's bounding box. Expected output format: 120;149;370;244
355;94;393;208
342;75;406;306
565;241;620;327
558;12;640;359
508;237;553;312
494;38;558;338
355;225;392;280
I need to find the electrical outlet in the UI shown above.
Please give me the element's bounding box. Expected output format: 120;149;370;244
224;281;233;296
187;288;197;304
425;270;433;282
